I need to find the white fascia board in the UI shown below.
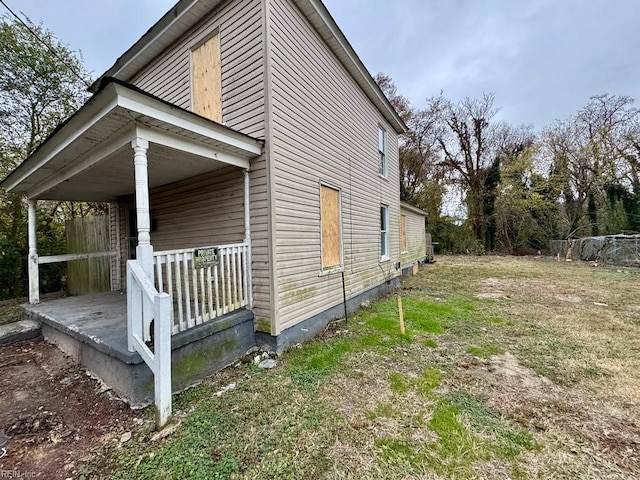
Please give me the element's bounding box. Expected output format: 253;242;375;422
115;85;263;157
3;87;119;192
303;0;407;134
135;125;250;170
28;125;136;199
91;0;200;91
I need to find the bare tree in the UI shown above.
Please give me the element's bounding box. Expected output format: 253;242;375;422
543;94;640;236
374;72;411;121
430;93;502;242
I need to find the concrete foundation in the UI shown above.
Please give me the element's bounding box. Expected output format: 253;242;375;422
256;276;401;354
22;275;405;404
24;292;255;407
401;257;428;276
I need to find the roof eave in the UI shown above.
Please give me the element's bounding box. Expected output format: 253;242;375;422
90;0;222;92
91;0;408;134
400;202;428;217
1;83;118;192
294;0;408;134
1;79;264;196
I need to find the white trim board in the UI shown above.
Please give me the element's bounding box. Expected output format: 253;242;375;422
2;81;262;198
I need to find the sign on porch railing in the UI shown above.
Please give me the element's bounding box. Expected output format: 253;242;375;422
153;243;248;334
194;247;219;269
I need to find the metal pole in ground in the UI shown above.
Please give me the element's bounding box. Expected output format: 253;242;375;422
341;271;348;323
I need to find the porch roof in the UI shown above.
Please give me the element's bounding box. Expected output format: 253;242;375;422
0;78;264;202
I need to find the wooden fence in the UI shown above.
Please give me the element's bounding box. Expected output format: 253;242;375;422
66;215;111;295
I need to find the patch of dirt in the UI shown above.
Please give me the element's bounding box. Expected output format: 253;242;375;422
452;352;640;475
475;278;511;299
0;338;140;479
555;294;583;303
482;278;512;289
488;352;553;389
474;292;507;299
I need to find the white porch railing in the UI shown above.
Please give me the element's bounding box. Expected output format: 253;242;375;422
153;243;250;335
126;259;172;428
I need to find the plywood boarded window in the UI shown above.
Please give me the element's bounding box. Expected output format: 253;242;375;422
320;185;342;269
401;214;407;252
192;33;222;122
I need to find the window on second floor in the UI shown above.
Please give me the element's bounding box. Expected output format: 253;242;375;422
380;204;389;260
192;33;222;122
378;126;386;177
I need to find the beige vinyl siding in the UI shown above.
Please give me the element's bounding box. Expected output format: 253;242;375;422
248;154;271;323
131;0;265;139
116;169;245;280
148;167;244;250
129;0;270;321
400;207;427;266
269;0;401;333
117;162;271;321
150;164;270;321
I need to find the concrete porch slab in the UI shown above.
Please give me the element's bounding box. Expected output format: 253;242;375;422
23;292;256;407
23;291;137;363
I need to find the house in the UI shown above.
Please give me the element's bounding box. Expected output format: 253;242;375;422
400;202;430;274
0;0;420;427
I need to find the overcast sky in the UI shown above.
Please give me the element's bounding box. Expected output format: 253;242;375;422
7;0;640;131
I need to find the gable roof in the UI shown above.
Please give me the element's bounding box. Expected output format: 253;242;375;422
91;0;407;134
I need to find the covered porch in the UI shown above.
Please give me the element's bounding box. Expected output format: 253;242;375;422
1;79;263;428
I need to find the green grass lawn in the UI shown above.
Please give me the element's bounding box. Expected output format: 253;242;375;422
82;256;640;479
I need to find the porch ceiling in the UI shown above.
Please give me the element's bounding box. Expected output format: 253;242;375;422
1;79;264;202
39;142;233;202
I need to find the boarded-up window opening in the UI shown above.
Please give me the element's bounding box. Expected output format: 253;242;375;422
401;214;407;252
192;33;222;122
321;185;342;269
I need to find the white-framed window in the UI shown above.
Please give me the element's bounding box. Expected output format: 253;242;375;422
378;126;386;177
380;204;389;260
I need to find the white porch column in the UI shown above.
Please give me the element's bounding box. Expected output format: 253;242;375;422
132;137;155;343
132;137;154;280
27;199;39;304
243;169;253;309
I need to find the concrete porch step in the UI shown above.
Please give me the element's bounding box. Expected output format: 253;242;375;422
0;319;41;346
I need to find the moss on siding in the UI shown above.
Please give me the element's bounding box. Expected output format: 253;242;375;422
255;317;271;334
282;286;316;304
